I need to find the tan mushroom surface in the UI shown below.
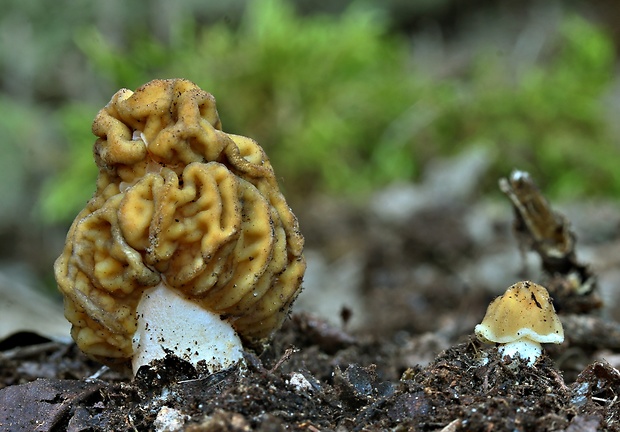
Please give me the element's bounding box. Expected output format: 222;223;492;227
54;78;306;366
475;280;564;365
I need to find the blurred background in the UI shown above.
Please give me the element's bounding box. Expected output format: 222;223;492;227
1;0;620;341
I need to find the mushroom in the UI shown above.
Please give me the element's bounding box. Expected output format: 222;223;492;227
54;79;306;375
474;281;564;366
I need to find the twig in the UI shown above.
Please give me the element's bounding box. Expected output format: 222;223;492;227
269;347;299;373
499;170;601;313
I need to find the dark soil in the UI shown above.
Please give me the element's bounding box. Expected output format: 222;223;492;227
2;318;619;431
3;177;620;431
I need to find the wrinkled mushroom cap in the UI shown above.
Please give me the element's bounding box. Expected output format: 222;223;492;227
475;281;564;344
54;79;305;365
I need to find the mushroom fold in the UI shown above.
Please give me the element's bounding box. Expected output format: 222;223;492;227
54;79;306;365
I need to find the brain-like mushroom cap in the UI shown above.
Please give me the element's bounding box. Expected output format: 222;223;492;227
475;281;564;344
54;79;305;364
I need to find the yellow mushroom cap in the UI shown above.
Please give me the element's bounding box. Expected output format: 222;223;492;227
474;281;564;345
54;79;306;365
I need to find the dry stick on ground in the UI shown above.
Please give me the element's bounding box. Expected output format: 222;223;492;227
499;170;602;314
499;170;620;351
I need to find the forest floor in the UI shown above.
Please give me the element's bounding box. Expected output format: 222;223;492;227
3;154;620;431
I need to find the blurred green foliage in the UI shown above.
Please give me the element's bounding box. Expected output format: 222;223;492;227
39;0;619;224
0;98;38;226
39;104;99;223
63;0;422;197
429;15;618;197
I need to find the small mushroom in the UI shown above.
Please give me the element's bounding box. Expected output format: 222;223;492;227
474;281;564;366
54;79;306;375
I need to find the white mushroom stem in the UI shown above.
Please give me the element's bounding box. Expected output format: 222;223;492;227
131;282;244;375
498;339;542;366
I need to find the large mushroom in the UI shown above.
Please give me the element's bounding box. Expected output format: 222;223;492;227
54;79;306;374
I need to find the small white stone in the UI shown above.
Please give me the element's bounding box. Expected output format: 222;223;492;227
477;352;489;366
288;372;313;392
153;406;186;432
